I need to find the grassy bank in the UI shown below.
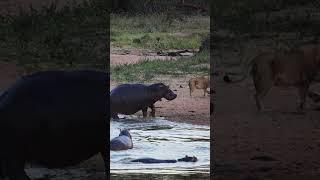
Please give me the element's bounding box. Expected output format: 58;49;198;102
111;13;209;50
0;0;108;73
111;51;209;82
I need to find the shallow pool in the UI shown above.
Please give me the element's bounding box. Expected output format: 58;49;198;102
110;115;210;176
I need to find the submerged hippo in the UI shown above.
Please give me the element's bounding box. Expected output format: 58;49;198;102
110;129;133;151
0;70;108;180
110;83;177;119
131;155;197;164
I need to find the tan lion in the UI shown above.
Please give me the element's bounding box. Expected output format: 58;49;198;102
188;76;210;97
224;43;320;112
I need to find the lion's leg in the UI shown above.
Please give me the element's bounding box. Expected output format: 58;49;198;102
253;74;273;111
255;88;271;111
297;83;309;111
189;85;194;97
252;61;275;111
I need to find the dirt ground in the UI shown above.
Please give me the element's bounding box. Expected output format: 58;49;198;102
110;49;210;126
213;76;320;179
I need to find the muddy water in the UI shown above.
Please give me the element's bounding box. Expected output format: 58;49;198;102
110;116;210;179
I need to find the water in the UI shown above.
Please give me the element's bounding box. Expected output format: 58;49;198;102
110;115;210;178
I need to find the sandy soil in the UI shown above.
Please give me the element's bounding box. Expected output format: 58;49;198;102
110;49;210;126
213;76;320;179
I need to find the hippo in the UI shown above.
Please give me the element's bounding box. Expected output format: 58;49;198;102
130;155;198;164
0;70;108;180
110;129;133;151
110;83;177;119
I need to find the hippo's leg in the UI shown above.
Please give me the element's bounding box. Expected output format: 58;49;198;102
142;107;148;118
149;104;156;117
203;89;206;96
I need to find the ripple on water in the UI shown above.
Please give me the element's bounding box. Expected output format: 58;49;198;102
110;115;210;176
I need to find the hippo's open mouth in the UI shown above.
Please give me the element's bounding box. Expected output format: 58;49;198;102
164;92;177;100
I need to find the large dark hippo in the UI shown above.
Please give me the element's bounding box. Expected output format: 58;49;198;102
130;155;197;164
0;70;108;180
110;83;177;119
110;129;133;151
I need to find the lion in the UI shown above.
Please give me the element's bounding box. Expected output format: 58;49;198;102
188;76;210;97
224;43;320;112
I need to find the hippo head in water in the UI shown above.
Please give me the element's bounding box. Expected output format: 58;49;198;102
119;129;132;139
177;155;198;162
149;83;177;101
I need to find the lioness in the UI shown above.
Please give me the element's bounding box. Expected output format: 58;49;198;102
224;43;320;111
188;76;209;96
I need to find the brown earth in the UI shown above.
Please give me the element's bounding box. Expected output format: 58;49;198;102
213;74;320;179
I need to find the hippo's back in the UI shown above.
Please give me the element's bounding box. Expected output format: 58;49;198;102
110;84;149;97
110;84;155;114
0;70;108;168
131;158;177;164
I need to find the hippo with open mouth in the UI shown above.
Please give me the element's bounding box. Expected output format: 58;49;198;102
130;155;198;164
110;129;133;151
110;83;177;119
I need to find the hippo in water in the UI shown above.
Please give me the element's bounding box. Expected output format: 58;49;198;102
110;83;177;119
130;155;197;164
110;129;133;151
0;70;108;180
